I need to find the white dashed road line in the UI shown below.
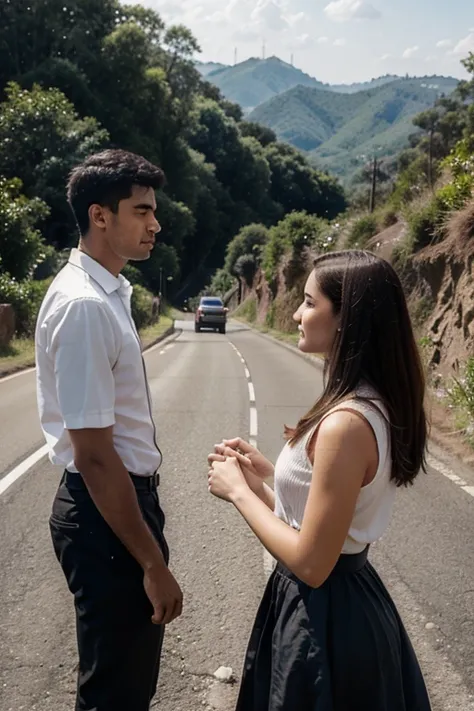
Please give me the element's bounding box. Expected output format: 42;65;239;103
229;342;274;574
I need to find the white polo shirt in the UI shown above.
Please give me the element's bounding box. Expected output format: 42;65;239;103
35;248;162;476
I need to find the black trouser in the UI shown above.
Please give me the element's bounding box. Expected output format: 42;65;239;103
50;470;169;711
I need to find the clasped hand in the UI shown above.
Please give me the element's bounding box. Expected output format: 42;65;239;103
207;437;274;502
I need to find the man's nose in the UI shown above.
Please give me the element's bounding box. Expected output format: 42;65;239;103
150;218;161;235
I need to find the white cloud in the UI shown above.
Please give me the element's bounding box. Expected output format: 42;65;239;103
284;11;306;26
324;0;381;22
289;33;315;49
231;26;260;41
334;38;347;46
318;36;330;44
452;32;474;56
251;0;288;31
436;39;452;49
425;55;436;63
380;53;391;61
402;46;419;59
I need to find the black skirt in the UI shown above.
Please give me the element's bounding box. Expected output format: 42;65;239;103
236;547;432;711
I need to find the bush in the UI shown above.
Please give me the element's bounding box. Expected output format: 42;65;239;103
234;254;257;287
0;175;50;280
0;274;52;335
406;197;448;251
447;357;474;434
262;211;330;283
234;295;257;323
208;268;236;297
346;215;378;248
225;224;269;276
436;176;474;212
131;284;155;330
380;208;398;228
122;264;146;286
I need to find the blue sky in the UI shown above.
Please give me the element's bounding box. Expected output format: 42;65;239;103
136;0;473;83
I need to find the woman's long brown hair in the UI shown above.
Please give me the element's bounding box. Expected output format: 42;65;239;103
287;250;428;487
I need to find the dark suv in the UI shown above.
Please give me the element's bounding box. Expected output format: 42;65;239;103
195;296;227;334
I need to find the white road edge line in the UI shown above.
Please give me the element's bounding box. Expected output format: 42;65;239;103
0;444;49;496
426;453;474;500
0;366;36;384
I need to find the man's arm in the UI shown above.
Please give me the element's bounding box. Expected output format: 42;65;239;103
69;426;182;625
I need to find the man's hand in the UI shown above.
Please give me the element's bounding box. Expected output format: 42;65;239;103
144;565;183;625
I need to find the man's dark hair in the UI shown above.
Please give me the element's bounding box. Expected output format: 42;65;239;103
67;149;165;235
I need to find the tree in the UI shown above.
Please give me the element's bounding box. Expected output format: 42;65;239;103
0;82;108;248
225;224;270;275
264;142;346;219
239;121;277;147
0;0;117;92
0;176;49;280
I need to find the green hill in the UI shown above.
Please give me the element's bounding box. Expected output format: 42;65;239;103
205;56;328;111
195;61;228;77
249;76;458;181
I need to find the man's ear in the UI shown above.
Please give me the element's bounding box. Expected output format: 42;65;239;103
89;204;108;231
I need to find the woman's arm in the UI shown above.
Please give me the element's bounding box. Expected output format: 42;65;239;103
212;410;373;587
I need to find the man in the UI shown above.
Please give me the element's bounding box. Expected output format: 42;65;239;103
35;149;183;711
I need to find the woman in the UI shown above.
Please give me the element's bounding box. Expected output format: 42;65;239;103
208;250;432;710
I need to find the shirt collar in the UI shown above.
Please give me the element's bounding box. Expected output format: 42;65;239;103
68;248;131;296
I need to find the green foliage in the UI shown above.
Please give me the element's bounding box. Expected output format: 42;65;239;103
262;211;330;282
234;254;257;287
380;207;398;228
0;275;52;335
205;56;328;111
0;176;49;280
263;142;346;219
234;295;258;323
0;83;108;249
225;224;269;275
405;198;446;251
0;1;347;301
346;215;378;248
122;265;146;286
139;243;180;295
131;284;155;330
208;269;236;297
447;357;474;429
248;77;458;183
391;55;474;207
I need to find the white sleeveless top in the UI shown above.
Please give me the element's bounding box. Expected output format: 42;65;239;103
273;387;397;554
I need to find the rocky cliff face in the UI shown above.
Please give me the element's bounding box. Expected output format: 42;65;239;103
236;202;474;376
414;200;474;373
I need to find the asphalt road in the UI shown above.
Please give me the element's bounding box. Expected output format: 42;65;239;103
1;318;474;710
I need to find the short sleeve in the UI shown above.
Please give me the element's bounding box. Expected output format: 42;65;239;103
47;298;121;430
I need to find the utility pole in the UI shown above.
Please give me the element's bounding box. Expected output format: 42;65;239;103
290;53;294;66
262;40;266;60
234;47;237;66
369;156;377;213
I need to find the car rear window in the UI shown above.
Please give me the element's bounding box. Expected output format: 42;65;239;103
201;298;223;307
